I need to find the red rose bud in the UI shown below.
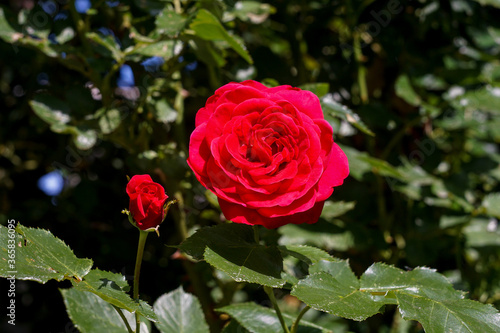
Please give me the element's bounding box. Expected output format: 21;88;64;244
126;174;169;231
187;80;349;229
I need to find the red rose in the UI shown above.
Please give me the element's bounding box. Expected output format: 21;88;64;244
126;175;169;230
187;80;349;229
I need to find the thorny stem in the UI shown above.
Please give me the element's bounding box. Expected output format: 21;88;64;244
264;286;290;333
133;230;149;333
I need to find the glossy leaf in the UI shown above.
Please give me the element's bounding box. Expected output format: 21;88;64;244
61;288;150;333
0;224;92;284
397;295;500;333
72;269;157;322
153;286;209;333
292;260;383;321
179;223;286;288
190;9;253;64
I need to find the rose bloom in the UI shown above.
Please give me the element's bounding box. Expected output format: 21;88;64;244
188;80;349;229
126;175;169;230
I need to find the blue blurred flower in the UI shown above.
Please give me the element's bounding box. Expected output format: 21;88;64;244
39;0;57;16
38;171;64;197
37;73;50;86
75;0;91;14
54;11;69;21
48;33;57;44
117;64;135;87
97;27;115;37
185;61;198;71
106;1;120;7
141;56;165;72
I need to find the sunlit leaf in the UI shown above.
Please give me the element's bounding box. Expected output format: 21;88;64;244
0;224;92;284
190;9;252;64
153;287;209;333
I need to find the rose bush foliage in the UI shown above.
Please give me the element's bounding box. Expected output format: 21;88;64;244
126;174;169;230
188;80;349;228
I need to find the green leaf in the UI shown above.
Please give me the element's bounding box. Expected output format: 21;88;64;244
360;263;464;302
190;9;253;64
128;40;178;58
279;245;337;284
471;0;500;8
72;269;157;322
217;302;334;333
221;320;250;333
227;1;275;24
179;224;286;288
278;220;354;251
0;7;21;43
482;192;500;218
61;288;150;333
395;74;421;106
320;201;356;219
98;108;122;134
86;32;123;61
155;9;187;37
153;286;209;333
321;97;374;136
299;83;330;98
154;99;178;124
396;295;500;333
74;129;98;150
291;260;383;321
463;218;500;247
0;224;92;284
30;94;72;127
293;261;500;331
278;245;336;265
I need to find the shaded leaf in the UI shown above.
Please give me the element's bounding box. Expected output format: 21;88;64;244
217;302;335;333
179;224;285;288
0;224;92;284
86;32;123;61
395;74;421;106
72;269;157;322
153;286;209;333
61;288;150;333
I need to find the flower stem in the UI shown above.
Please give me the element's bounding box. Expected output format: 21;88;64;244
112;305;134;333
264;286;290;333
290;306;310;333
133;230;149;333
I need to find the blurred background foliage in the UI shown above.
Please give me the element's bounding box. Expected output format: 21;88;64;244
1;0;500;332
